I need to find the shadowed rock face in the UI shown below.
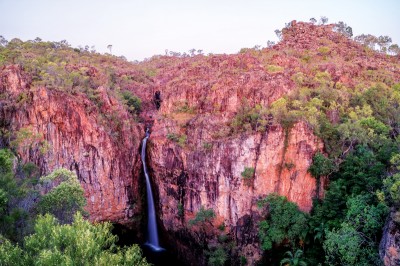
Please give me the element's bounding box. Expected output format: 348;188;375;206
380;212;400;266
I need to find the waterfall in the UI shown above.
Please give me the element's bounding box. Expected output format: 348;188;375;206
141;129;163;251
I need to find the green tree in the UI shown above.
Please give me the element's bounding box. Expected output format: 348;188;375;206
383;173;400;207
0;236;27;265
324;223;366;265
380;153;400;222
323;194;387;265
208;247;227;266
388;44;400;55
319;16;328;25
0;189;7;214
121;90;142;115
334;21;353;38
188;206;215;226
0;36;8;47
38;168;86;224
337;146;385;195
280;249;307;266
377;35;392;53
258;194;308;251
354;34;378;49
313;222;325;242
0;149;26;241
345;194;388;236
308;153;334;178
309;18;317;24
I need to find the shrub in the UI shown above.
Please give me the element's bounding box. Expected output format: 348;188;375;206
240;256;248;265
10;127;42;152
177;202;184;217
313;71;332;88
231;102;269;133
291;72;306;86
202;142;213;150
166;133;187;147
166;133;178;141
241;167;255;187
218;222;226;231
266;65;284;73
318;46;331;57
178;134;187;147
208;247;227;266
301;52;311;63
121;90;142;114
188;206;215;226
175;101;196;114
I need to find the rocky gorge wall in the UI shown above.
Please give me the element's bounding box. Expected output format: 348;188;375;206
149;118;323;263
0;65;144;225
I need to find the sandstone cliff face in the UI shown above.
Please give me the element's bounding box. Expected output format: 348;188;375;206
148;117;323;262
0;65;143;224
380;212;400;266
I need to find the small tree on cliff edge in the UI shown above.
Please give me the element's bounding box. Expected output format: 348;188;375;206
188;206;215;227
319;16;328;25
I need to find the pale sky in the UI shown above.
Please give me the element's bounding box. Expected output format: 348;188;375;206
1;0;399;61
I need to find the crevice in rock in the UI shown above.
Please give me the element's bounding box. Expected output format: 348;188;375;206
253;130;267;186
276;126;291;193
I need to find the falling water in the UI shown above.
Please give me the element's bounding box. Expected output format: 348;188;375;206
141;129;163;251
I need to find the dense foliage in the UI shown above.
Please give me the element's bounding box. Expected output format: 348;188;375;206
0;149;148;265
0;149;38;242
0;213;149;266
251;20;400;265
258;194;308;251
37;168;87;224
259;81;400;264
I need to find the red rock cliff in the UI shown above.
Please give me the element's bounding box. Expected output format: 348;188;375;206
0;65;144;224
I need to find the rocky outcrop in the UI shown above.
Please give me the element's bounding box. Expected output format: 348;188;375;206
380;211;400;266
0;65;143;225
